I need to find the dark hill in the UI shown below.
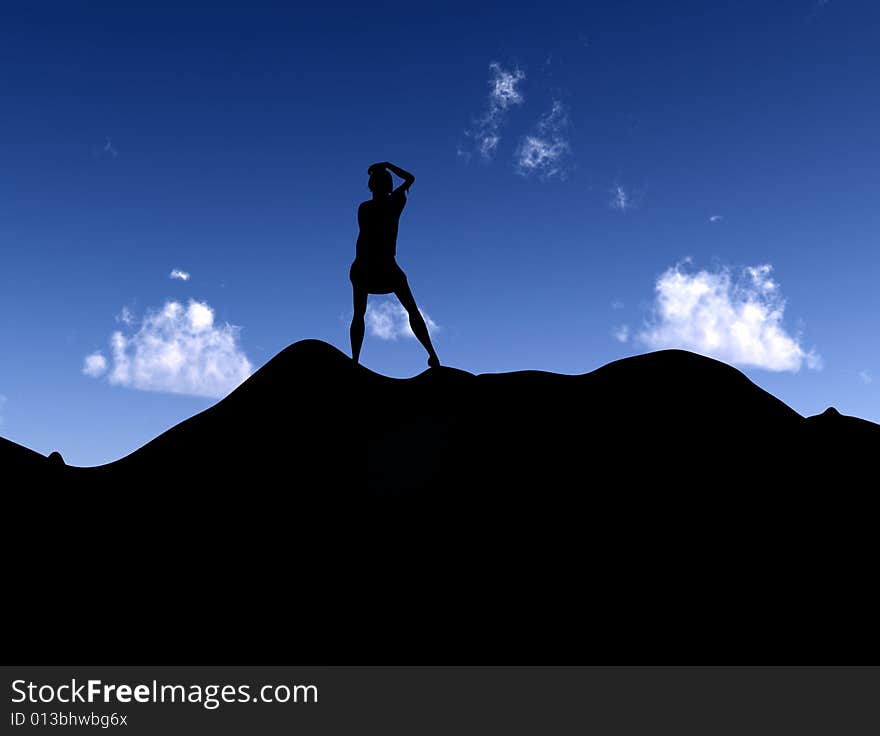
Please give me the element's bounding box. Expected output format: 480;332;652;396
5;340;878;664
18;338;878;491
1;435;52;471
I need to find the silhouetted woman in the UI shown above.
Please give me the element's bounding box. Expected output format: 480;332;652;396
350;161;440;367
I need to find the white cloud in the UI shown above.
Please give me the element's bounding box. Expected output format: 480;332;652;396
84;300;252;398
611;184;631;212
365;299;439;341
463;62;526;161
82;352;108;378
859;370;872;385
516;100;571;179
170;268;191;281
637;263;821;372
187;301;213;330
709;215;724;223
116;306;134;325
612;325;630;343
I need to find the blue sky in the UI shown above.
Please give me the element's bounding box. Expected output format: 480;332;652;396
2;1;878;465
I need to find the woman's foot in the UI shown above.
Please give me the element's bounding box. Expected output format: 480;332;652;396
428;354;441;369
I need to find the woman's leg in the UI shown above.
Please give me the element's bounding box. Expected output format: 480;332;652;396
351;286;368;364
395;280;440;367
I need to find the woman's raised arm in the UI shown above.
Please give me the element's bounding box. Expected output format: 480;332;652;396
372;161;415;192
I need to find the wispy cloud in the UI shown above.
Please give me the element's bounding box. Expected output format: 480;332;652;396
611;300;624;310
859;370;872;385
637;262;821;372
169;268;191;281
365;300;439;340
612;325;630;343
85;300;252;398
709;215;724;223
116;306;135;326
82;352;108;378
461;62;526;161
611;184;631;212
103;138;118;158
515;100;571;179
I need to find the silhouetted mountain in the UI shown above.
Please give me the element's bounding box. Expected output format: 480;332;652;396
1;435;52;470
11;339;877;490
6;340;877;664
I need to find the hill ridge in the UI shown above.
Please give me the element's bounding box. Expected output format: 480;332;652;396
3;339;875;484
6;339;878;664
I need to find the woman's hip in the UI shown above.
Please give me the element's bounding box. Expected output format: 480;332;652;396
350;259;407;294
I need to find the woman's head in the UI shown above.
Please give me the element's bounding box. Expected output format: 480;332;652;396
368;168;393;195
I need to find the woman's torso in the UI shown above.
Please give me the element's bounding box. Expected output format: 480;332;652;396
355;191;406;264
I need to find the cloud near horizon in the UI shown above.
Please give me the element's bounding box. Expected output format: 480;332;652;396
82;352;108;377
84;300;252;398
365;300;439;340
612;325;630;343
635;263;821;372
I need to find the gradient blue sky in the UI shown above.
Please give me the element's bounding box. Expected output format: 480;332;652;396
2;1;878;465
